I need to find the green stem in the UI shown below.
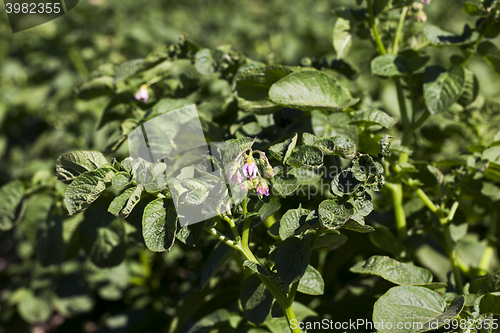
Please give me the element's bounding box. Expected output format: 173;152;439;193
386;183;407;242
398;169;464;293
204;226;241;252
395;79;411;164
412;109;430;131
222;215;241;242
241;199;251;253
479;210;497;275
59;0;67;13
392;7;408;55
367;0;387;55
206;212;299;332
461;21;487;68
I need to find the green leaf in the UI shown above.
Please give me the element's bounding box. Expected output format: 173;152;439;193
314;233;348;249
269;70;354;111
423;24;473;46
142;198;178;252
476;293;500;315
240;274;274;325
111;171;132;189
53;274;95;317
271;176;299;197
269;133;298;163
333;17;352;59
236;65;299;114
373;286;464;333
275;237;311;285
108;186;143;218
313;136;356;159
201;242;236;287
423;66;465;114
369;223;405;258
287;145;324;169
351;194;374;217
462;2;483;16
259;202;281;221
56;151;108;184
350;109;397;128
195;48;215;75
64;165;115;215
350;255;433;285
0;180;24;231
187;309;231;333
114;59;145;83
371;54;409;77
243;260;271;277
298;265;324;295
470;272;500;295
318;199;355;230
311;111;358;145
178;179;210;205
80;210;125;268
279;207;312;240
264;302;317;333
17;291;51;324
36;214;65;266
76;76;114;99
176;222;204;246
478;41;500;76
341;218;375;233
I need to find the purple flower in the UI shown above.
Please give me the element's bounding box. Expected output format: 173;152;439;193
256;180;269;196
135;85;149;102
229;171;243;183
243;157;258;179
421;0;430;4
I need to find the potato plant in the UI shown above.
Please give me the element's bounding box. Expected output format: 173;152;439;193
2;0;500;332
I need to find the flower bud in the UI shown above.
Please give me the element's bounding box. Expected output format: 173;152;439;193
256;179;269;196
416;11;427;22
229;171;243;183
240;180;252;193
135;84;149;102
263;165;275;178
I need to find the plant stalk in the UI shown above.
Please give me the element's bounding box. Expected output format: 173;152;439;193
386;182;407;241
367;0;387;55
392;7;408;55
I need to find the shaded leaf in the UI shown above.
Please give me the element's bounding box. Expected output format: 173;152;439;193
269;70;354;111
275;237;311;285
142;198;178;252
297;265;324;295
0;180;24;231
350;255;433;285
423;66;465;114
56;151;108;184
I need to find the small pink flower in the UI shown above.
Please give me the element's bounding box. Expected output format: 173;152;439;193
416;11;427;22
421;0;430;4
263;166;275;178
229;171;243;183
240;181;251;193
243;157;258;179
256;180;269;196
134;85;149;102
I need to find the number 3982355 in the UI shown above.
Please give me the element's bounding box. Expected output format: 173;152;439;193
5;3;61;14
